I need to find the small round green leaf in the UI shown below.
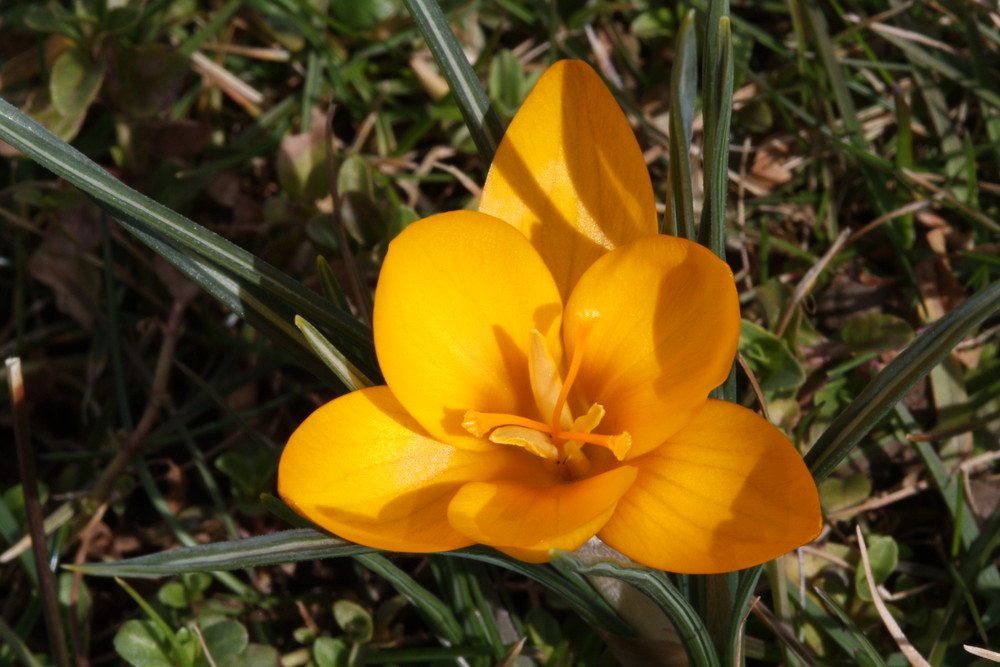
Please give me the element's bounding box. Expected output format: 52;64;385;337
198;619;248;665
114;620;175;667
313;636;350;667
50;50;104;120
227;644;281;667
739;319;806;393
855;535;899;602
333;600;373;644
158;581;192;609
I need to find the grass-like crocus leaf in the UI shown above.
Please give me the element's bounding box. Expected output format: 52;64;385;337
70;526;634;638
806;277;1000;482
449;547;634;637
810;587;888;667
664;9;697;240
402;0;505;165
551;550;720;667
65;529;377;577
0;615;45;667
0;96;379;384
725;565;763;664
295;315;375;391
356;553;466;646
699;10;733;260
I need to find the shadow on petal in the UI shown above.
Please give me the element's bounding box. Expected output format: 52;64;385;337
480;60;656;297
566;236;741;458
598;400;821;573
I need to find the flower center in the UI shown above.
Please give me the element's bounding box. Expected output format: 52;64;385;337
462;316;631;477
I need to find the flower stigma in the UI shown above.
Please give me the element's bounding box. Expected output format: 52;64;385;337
462;313;632;477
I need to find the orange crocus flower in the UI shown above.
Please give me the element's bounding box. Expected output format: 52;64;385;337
278;60;821;573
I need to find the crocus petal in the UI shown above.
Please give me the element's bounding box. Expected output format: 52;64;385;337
598;400;822;573
479;60;657;299
374;211;563;450
565;234;739;458
447;466;638;562
279;386;544;552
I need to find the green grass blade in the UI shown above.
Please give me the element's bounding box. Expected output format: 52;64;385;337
805;277;1000;482
402;0;505;165
119;215;377;384
802;2;861;145
811;587;888;667
551;551;720;667
877;29;1000;110
447;548;635;637
699;15;733;260
295;315;376;391
665;10;698;239
115;577;192;667
702;17;737;409
0;615;45;667
725;565;763;665
68;527;633;638
892;87;915;243
356;554;466;646
316;255;350;311
699;0;729;138
260;493;315;529
897;404;1000;590
428;558;505;653
66;529;377;577
802;2;904;248
176;0;245;56
0;97;376;376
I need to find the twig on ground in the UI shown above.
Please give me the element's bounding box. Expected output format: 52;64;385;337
8;357;71;667
965;645;1000;662
775;228;851;338
856;525;931;667
827;480;930;520
736;351;770;422
750;598;819;667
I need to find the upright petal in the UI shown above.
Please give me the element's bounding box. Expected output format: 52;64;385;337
448;466;638;562
479;60;657;298
374;212;563;450
279;387;547;552
565;235;740;457
599;400;822;573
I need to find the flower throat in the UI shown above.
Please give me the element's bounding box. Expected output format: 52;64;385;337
463;316;632;476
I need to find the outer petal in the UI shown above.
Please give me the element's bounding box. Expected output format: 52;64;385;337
278;386;544;552
374;211;563;450
447;466;638;562
479;60;657;299
599;400;822;573
565;235;740;457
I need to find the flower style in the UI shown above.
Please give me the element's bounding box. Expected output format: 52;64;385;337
278;60;821;573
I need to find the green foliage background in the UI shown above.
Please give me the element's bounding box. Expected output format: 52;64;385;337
1;0;999;665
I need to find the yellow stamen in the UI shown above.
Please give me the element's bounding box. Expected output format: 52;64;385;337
603;432;633;461
571;403;605;435
464;408;630;459
488;425;559;459
529;330;571;429
551;319;594;438
463;315;631;465
463;410;552;438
